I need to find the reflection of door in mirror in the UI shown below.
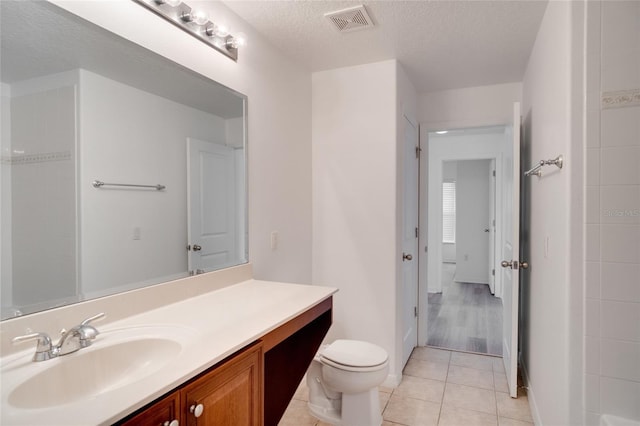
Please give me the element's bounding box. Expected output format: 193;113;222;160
187;138;245;274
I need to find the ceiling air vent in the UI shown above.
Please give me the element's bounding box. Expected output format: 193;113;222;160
325;5;374;33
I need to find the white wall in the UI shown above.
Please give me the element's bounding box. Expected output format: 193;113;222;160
520;2;575;424
418;82;522;130
584;1;640;423
455;159;491;284
312;59;406;385
49;0;312;285
78;69;228;296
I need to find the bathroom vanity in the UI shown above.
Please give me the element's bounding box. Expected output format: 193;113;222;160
118;297;333;426
0;270;336;426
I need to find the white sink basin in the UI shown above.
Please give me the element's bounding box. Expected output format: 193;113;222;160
5;327;188;410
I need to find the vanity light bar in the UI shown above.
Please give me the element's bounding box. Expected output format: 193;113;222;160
132;0;246;61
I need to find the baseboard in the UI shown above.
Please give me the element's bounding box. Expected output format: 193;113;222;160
382;373;401;389
519;353;542;426
453;276;490;285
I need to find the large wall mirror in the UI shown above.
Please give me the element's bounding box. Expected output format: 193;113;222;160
0;1;248;320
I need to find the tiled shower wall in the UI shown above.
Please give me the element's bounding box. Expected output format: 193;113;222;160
584;1;640;423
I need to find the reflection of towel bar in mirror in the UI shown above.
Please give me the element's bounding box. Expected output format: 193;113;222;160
524;155;563;177
92;180;166;191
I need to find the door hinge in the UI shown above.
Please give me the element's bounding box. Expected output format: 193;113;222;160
415;146;421;159
414;306;418;317
492;170;496;177
492;269;495;276
424;245;428;252
415;227;419;238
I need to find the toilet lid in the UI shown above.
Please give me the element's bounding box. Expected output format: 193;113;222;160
320;339;388;368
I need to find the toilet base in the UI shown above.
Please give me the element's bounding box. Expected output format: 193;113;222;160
308;401;341;425
308;387;383;426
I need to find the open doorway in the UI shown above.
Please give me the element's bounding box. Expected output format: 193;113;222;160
427;158;502;355
419;126;510;357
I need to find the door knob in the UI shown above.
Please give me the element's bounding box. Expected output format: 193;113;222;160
501;260;529;269
402;253;413;261
484;229;490;233
192;244;202;251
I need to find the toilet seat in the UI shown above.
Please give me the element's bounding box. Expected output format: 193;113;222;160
320;339;388;372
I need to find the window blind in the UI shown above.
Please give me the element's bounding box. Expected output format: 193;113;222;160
442;181;456;243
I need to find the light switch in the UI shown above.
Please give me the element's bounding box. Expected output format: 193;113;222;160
270;231;278;250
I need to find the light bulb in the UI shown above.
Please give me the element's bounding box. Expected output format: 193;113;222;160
214;23;230;37
191;9;209;25
228;32;247;49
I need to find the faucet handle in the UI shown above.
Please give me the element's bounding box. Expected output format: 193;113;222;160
81;312;106;326
12;332;56;361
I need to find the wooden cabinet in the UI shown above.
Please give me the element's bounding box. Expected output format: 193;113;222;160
116;296;333;426
117;342;262;426
183;342;262;426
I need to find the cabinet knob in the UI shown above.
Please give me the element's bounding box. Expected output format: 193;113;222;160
190;403;204;418
163;421;179;426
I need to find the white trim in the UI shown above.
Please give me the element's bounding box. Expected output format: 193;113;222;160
520;353;542;426
382;373;401;389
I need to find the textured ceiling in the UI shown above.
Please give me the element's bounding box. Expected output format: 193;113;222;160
223;0;548;93
1;1;244;118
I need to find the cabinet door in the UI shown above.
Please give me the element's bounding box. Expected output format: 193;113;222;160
183;343;263;426
118;392;180;426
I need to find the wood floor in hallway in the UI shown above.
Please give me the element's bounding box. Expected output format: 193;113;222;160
427;263;503;356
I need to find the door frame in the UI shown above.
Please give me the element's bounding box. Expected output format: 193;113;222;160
418;125;508;346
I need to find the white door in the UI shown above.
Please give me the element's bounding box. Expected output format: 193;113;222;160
187;138;237;274
501;103;522;398
402;116;419;367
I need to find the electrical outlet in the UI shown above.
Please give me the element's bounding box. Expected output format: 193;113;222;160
464;254;469;261
133;227;141;240
270;231;278;250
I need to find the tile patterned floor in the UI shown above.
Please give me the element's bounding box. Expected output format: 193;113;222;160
278;347;534;426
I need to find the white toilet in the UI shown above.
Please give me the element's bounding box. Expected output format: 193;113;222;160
306;339;389;426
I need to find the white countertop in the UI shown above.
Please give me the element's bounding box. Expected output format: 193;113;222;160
0;279;337;425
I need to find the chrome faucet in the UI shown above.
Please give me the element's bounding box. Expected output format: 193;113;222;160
57;313;105;356
12;313;105;362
